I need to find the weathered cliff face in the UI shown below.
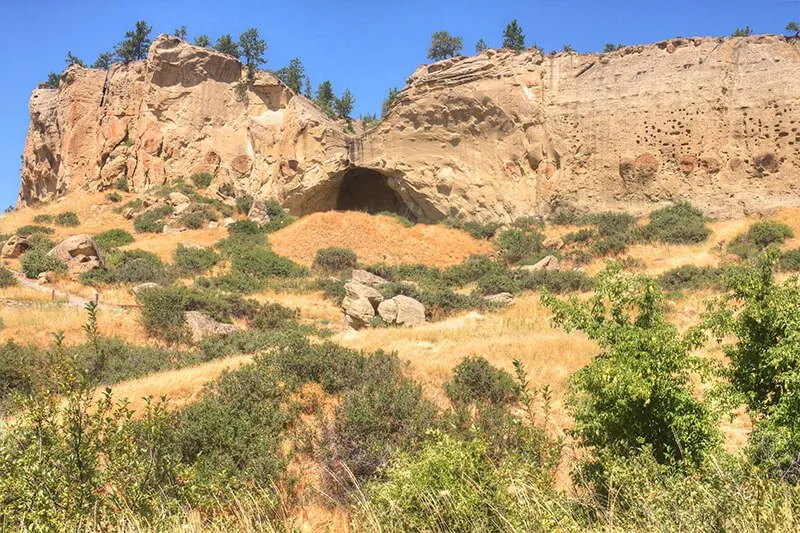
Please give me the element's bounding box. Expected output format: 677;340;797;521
19;34;800;221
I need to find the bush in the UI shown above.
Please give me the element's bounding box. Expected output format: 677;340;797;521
103;249;171;285
250;303;298;330
232;249;306;279
638;203;710;244
563;228;596;244
173;245;219;276
260;201;295;234
441;255;503;287
315;277;347;304
54;212;79;227
227;219;261;235
0;267;16;288
517;269;593;293
20;248;65;279
16;224;54;236
779;249;800;271
180;211;206;229
729;220;794;259
190;172;213;188
579;211;636;237
591;234;630;256
476;270;519;295
93;229;134;250
496;228;544;265
33;214;54;224
658;265;727;292
133;205;173;233
445;218;501;240
195;272;265;295
444;356;518;406
313;247;357;271
114;175;129;191
106;192;122;203
236;195;254;215
136;286;188;343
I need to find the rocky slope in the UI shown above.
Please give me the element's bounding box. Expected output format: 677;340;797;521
19;34;800;221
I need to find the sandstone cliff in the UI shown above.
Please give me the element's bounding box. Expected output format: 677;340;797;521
19;34;800;221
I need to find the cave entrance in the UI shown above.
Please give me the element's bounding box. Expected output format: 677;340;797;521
335;167;416;221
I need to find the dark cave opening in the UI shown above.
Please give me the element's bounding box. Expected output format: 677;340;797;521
335;167;416;221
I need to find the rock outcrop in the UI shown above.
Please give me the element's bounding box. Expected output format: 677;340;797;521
19;34;800;220
1;236;30;258
185;311;238;343
48;234;103;277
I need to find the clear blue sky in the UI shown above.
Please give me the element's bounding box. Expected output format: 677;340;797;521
0;0;797;209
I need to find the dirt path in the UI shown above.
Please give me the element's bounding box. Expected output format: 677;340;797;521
6;269;135;310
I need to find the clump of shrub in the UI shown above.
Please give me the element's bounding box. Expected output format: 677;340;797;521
728;220;795;259
173;245;220;276
133;205;173;233
106;192;123;203
19;235;65;279
445;217;501;240
444;356;517;406
54;212;79;227
313;247;357;271
658;265;728;292
232;249;307;279
93;228;134;250
0;267;16;288
315;277;347;304
16;225;54;237
180;211;206;230
236;195;254;215
83;249;172;285
779;249;800;271
637;203;711;244
261;201;296;234
114;175;129;191
250;303;298;330
190;172;213;189
495;228;545;265
377;211;415;227
33;214;54;224
136;286;189;343
517;269;594;293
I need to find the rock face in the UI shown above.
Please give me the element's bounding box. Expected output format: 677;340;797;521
19;34;800;220
1;236;30;258
48;235;103;277
377;295;426;326
184;311;238;343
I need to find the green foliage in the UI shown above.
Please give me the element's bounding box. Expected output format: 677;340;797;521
562;44;576;53
427;31;463;61
0;267;16;288
133;205;173;233
20;247;65;279
16;224;54;236
728;220;794;259
193;34;211;47
381;87;400;118
93;228;134;250
544;264;718;468
260;200;295;233
236;194;254;214
603;43;625;52
445;356;517;406
445;218;501;240
475;38;488;53
135;286;188;343
334;89;355;117
91;52;114;69
173;25;187;39
787;21;800;37
65;51;84;67
232;248;307;279
495;228;545;264
376;211;415;227
105;191;122;202
517;269;594;294
83;249;171;286
658;264;729;292
315;80;336;113
274;57;305;93
580;211;636;237
227;219;260;235
731;26;753;37
33;214;54;223
502;19;526;50
239;28;267;80
54;211;79;227
779;248;800;271
315;277;347;304
43;72;60;89
214;34;240;57
173;245;220;276
114;175;129;191
180;211;206;229
637;202;711;244
190;172;213;188
313;247;357;271
115;20;152;63
250;303;298;330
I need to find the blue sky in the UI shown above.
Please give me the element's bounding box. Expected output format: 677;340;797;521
1;0;798;209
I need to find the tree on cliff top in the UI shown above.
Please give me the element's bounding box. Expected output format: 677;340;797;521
502;19;526;51
475;38;488;53
239;28;267;80
65;51;84;68
115;20;152;63
275;58;305;94
194;34;211;48
334;89;355;117
427;31;463;61
315;80;335;112
91;52;114;70
173;25;187;40
214;34;240;58
731;26;752;37
787;22;800;38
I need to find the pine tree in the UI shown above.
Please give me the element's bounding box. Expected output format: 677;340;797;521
275;58;305;93
43;73;61;89
502;19;526;51
304;77;312;98
381;87;399;118
239;28;267;80
427;31;463;61
475;38;488;53
315;80;335;111
91;52;114;69
214;34;240;58
334;89;355;117
65;51;85;68
194;35;211;48
114;20;153;63
173;25;187;40
787;22;800;38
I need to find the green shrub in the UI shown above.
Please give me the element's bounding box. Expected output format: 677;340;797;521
236;195;254;215
591;234;629;256
442;255;504;286
638;203;710;244
106;192;123;203
114;175;129;191
93;229;134;250
25;233;55;250
173;245;219;276
232;249;306;279
0;267;16;288
260;201;295;234
729;220;794;259
133;205;173;233
658;265;727;292
377;211;415;227
227;219;261;235
451;219;501;240
779;249;800;271
315;277;347;304
476;270;519;295
579;211;636;237
444;356;518;406
103;249;171;284
195;272;265;295
313;247;357;271
250;303;298;330
16;224;54;236
20;248;65;279
136;286;188;343
180;211;206;229
563;228;596;244
517;269;593;293
496;228;544;265
33;214;54;224
55;212;79;227
271;337;367;394
190;172;213;188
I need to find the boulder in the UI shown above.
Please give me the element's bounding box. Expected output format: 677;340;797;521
1;235;30;258
378;295;426;326
542;237;564;251
168;191;191;206
131;282;161;295
223;217;236;227
208;221;219;229
344;281;383;307
247;199;270;223
123;207;136;219
342;296;375;329
173;202;192;215
351;269;389;287
48;235;103;278
483;292;515;305
519;255;560;273
184;311;238;343
67;255;102;277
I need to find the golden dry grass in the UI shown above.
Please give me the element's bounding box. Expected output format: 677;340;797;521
119;227;229;262
0;304;146;346
249;290;343;325
269;211;492;267
0;283;61;302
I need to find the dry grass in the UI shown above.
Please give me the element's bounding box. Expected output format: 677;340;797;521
269;211;492;267
0;283;61;302
119;228;229;262
0;304;146;346
249;290;343;325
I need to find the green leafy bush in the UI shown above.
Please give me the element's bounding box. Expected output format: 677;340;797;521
195;272;265;295
136;286;189;343
779;249;800;271
496;228;544;265
110;250;171;284
55;211;79;227
114;175;129;191
173;245;219;276
250;303;298;330
190;172;213;188
133;205;173;233
232;249;307;279
313;247;357;271
180;211;206;229
93;228;134;250
446;218;501;240
517;269;593;293
444;356;517;406
637;203;710;244
236;195;254;215
260;201;296;234
315;277;347;304
579;212;636;237
377;211;415;227
476;270;519;295
20;248;65;279
106;192;123;203
33;214;54;223
0;267;16;288
729;220;794;259
16;224;54;236
227;219;261;235
442;255;504;286
658;265;727;292
563;228;596;244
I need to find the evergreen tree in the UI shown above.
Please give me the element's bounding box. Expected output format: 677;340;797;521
173;25;187;40
315;80;335;111
43;73;61;89
275;58;305;93
239;28;267;80
502;19;526;51
475;38;488;53
427;31;463;61
787;21;800;37
214;34;240;58
562;44;576;53
114;20;153;63
304;76;312;98
603;43;624;53
334;89;355;117
194;34;211;48
381;87;399;118
731;26;753;37
65;51;85;68
91;52;114;69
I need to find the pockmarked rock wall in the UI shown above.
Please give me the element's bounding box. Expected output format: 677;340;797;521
19;34;800;221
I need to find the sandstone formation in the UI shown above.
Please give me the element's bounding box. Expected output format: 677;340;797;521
377;295;426;327
350;269;389;287
48;234;103;277
1;236;30;258
184;311;238;343
19;34;800;220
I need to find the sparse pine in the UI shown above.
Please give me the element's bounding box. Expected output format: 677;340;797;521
114;20;152;63
427;31;463;61
239;27;267;80
214;34;240;58
502;19;526;51
475;38;488;53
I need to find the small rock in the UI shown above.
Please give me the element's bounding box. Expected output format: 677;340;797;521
483;292;515;304
1;235;30;258
542;237;564;251
351;269;389;287
123;207;135;219
131;282;161;295
519;255;559;273
223;217;236;227
168;192;191;206
162;224;171;234
208;221;219;229
185;311;238;343
247;199;270;223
